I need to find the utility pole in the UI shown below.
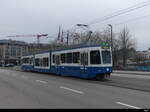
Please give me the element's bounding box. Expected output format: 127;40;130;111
37;35;40;44
57;25;61;41
108;24;114;67
61;30;64;43
123;28;126;67
66;30;69;46
108;24;113;50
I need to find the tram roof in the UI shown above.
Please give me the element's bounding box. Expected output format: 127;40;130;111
23;43;110;56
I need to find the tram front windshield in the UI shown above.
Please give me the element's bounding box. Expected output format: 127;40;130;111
90;50;101;64
102;50;111;64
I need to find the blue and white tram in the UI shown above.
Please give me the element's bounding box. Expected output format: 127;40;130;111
21;54;34;71
21;43;113;80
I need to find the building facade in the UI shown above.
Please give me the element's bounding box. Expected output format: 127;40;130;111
0;39;28;65
136;50;150;63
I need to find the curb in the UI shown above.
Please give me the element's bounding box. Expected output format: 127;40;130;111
113;71;150;76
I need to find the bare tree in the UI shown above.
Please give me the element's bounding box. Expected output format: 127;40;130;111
118;27;136;67
70;28;111;45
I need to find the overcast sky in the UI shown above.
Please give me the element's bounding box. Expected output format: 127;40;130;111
0;0;150;50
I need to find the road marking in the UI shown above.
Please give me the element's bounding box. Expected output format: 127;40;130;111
60;86;84;94
21;75;28;79
36;80;48;84
117;102;141;109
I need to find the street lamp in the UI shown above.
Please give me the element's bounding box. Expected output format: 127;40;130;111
76;24;89;28
108;24;114;67
108;24;113;50
76;24;92;43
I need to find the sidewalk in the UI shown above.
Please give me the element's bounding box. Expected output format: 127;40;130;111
0;66;21;71
113;70;150;75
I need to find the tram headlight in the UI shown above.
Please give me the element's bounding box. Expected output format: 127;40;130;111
106;68;109;71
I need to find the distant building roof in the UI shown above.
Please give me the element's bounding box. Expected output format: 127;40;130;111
0;39;28;46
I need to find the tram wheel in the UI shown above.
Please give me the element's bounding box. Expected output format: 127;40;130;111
96;74;110;81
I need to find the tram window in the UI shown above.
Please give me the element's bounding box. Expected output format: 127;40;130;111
29;58;32;64
90;50;101;64
81;54;84;65
39;59;43;66
61;53;66;63
30;57;34;64
22;58;25;64
23;58;30;64
67;53;72;63
56;55;60;65
53;54;55;63
73;52;80;63
80;53;88;65
35;58;40;66
27;58;29;64
85;53;88;65
31;57;34;64
102;51;111;64
43;57;49;66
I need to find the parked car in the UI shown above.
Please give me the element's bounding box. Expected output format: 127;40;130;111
0;64;4;67
5;64;14;67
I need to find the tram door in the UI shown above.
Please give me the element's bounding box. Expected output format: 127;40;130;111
80;52;88;74
55;55;60;74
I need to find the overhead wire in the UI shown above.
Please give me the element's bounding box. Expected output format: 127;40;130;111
86;0;150;25
114;14;150;26
7;0;150;43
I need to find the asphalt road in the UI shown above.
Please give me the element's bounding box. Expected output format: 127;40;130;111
0;69;150;109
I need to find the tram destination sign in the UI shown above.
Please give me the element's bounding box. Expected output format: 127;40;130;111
100;42;110;49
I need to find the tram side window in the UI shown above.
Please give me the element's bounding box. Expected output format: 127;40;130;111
67;53;72;63
39;59;43;66
84;53;88;65
90;50;101;64
53;54;55;64
43;57;49;67
22;58;25;64
26;58;28;64
73;52;80;63
61;53;66;63
29;57;34;64
22;58;30;64
21;58;24;64
29;58;31;64
56;55;60;65
35;58;40;66
80;53;88;65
